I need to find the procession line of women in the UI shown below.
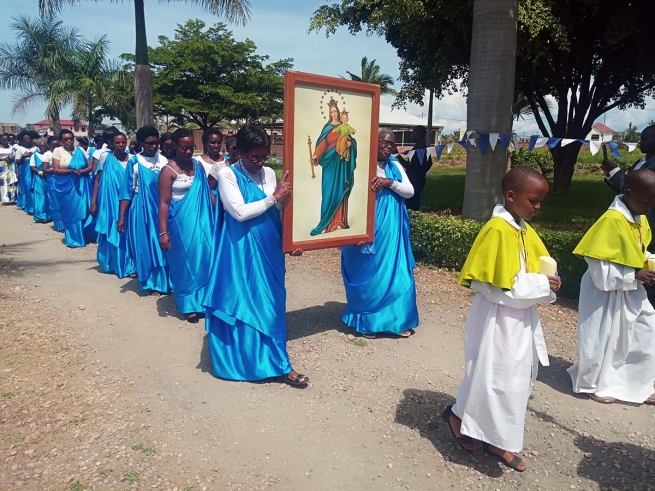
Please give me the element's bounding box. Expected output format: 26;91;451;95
10;124;421;389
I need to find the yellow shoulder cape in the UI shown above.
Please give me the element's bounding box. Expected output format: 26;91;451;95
458;217;550;291
572;209;651;268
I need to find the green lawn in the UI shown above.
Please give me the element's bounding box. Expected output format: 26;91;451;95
422;166;616;232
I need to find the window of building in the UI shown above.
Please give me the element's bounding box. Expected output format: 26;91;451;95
591;134;600;141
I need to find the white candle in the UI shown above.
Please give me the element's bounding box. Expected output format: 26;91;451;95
539;256;558;276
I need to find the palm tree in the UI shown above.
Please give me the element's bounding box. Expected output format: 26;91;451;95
69;36;135;135
39;0;252;128
462;0;519;221
344;56;397;96
0;15;79;133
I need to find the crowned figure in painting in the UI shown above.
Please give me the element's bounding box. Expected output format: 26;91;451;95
310;98;357;236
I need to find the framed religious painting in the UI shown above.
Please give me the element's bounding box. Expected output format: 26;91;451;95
282;70;380;253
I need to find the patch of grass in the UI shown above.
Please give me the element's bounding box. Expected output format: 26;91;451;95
3;392;14;399
8;360;23;366
352;339;367;347
133;425;150;432
11;436;24;443
123;471;140;483
98;468;113;476
131;443;156;454
422;166;615;232
184;487;194;491
71;418;85;426
69;482;86;491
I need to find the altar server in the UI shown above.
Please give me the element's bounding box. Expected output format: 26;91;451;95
91;132;135;277
568;169;655;405
203;125;309;387
341;129;419;338
447;167;560;472
117;126;170;295
157;128;214;323
52;129;95;248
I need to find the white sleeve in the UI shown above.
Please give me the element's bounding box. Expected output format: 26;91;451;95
389;161;414;198
218;167;277;222
584;257;638;291
471;273;554;309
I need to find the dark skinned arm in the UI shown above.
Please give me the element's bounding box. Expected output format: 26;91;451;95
117;200;130;234
157;167;174;252
90;170;102;216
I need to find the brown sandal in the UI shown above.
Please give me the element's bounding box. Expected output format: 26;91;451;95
483;443;525;472
588;393;616;404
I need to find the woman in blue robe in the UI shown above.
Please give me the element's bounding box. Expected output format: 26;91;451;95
43;137;64;232
203;125;309;387
157;128;214;322
310;102;357;236
341;129;419;339
117;125;171;295
15;130;38;213
91;132;135;277
29;140;51;223
52;129;95;248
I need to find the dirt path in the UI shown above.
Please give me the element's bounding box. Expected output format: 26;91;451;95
1;205;654;491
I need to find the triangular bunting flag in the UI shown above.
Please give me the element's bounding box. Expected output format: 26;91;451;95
468;138;477;147
457;140;468;149
477;138;489;155
407;150;415;160
416;148;426;163
608;141;621;158
589;140;601;156
528;135;538;152
512;135;520;152
535;137;549;149
446;142;454;154
435;144;445;161
488;133;500;151
498;134;511;151
626;143;638;152
547;138;562;149
465;130;473;141
561;138;577;147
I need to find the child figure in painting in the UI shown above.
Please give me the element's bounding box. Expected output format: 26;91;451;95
446;166;561;473
568;169;655;406
333;110;356;161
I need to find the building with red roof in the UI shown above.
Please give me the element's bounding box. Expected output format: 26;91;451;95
585;122;615;143
33;119;89;137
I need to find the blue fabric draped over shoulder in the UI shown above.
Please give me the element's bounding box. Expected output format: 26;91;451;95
166;161;214;314
119;156;170;294
46;174;64;232
18;152;35;214
341;157;419;335
54;148;95;247
203;165;291;381
31;154;51;222
95;153;135;277
310;122;357;236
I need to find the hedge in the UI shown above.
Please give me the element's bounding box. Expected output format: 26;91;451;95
409;211;586;299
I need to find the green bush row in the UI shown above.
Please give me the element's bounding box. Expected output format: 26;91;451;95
409;211;586;299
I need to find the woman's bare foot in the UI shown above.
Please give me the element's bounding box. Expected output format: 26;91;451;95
448;414;476;452
149;291;161;297
486;445;527;471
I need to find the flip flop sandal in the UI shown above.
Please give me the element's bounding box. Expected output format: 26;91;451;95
283;373;309;388
150;291;162;297
588;393;616;404
483;443;525;472
186;314;200;324
362;333;377;339
643;395;655;405
441;405;476;453
398;330;413;338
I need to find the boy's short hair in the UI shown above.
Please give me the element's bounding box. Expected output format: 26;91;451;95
501;166;547;194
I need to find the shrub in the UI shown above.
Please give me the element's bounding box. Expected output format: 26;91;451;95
409;211;585;299
510;148;554;178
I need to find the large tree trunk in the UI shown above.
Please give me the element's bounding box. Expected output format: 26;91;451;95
550;141;582;196
134;0;154;128
427;88;434;143
462;0;519;221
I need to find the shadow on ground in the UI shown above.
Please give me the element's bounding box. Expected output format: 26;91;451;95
286;301;349;341
394;389;503;478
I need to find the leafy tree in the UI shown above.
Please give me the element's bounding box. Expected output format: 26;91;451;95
622;122;639;143
0;15;79;133
344;56;396;95
39;0;252;129
125;20;292;129
310;0;655;199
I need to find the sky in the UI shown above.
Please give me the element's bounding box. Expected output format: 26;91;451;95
0;0;653;136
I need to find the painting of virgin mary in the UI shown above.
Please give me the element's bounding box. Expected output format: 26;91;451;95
309;98;357;236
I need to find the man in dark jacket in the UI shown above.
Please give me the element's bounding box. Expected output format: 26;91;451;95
399;125;432;211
